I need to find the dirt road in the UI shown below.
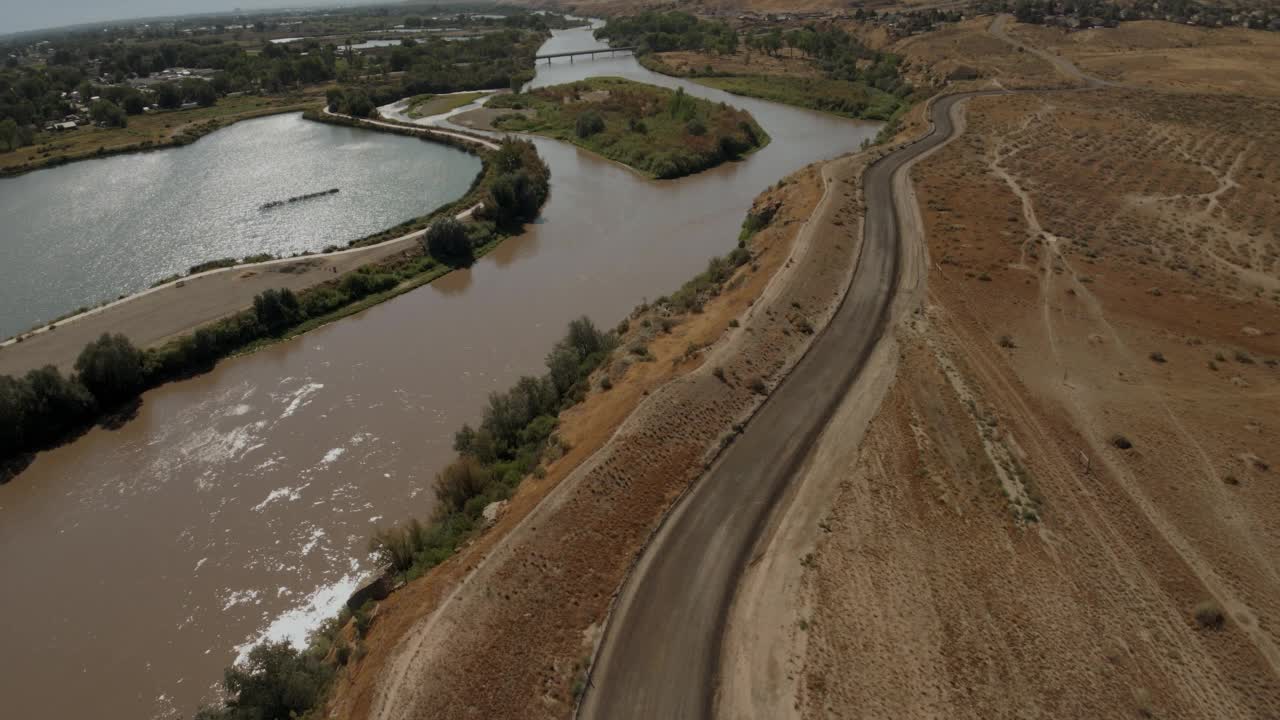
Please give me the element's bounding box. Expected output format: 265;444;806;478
988;14;1103;87
578;92;992;719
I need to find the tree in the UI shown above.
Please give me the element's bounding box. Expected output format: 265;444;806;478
122;93;146;115
546;343;581;397
424;217;471;264
325;88;344;112
252;288;301;334
487;171;546;227
74;333;144;406
574;109;604;138
154;82;182;109
0;118;19;152
343;90;374;118
183;79;217;107
211;642;332;720
22;365;95;445
566;316;608;359
0;375;31;456
765;29;784;57
389;48;412;72
433;456;492;512
90;99;127;127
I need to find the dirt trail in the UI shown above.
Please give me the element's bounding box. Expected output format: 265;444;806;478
988;14;1105;87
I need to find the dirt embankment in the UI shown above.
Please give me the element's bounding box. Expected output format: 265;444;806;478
0;245;411;376
324;150;870;719
788;85;1280;719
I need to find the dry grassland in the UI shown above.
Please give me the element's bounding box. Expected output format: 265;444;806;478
1010;21;1280;96
892;16;1069;88
796;84;1280;720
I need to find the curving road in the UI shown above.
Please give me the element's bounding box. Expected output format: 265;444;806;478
578;91;994;719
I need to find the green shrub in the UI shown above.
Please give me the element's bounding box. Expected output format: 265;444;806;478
575;109;605;138
196;641;333;720
434;456;494;514
74;333;144;407
253;288;301;334
425;217;472;264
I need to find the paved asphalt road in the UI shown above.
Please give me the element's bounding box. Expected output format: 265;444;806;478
578;91;984;720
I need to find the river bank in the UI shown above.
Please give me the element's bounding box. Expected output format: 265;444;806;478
0;21;878;720
0;90;330;178
326;143;869;720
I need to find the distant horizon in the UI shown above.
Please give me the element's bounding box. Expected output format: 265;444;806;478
3;0;417;38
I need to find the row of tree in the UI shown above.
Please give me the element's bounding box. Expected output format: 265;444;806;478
593;12;912;98
0;333;144;467
197;312;613;720
0;38;339;150
2;136;553;472
594;11;739;56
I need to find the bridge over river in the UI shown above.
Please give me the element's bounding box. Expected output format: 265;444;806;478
534;45;635;63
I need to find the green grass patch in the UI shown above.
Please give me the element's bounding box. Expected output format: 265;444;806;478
693;75;903;122
489;76;768;179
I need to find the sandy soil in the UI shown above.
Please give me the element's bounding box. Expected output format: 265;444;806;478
450;106;532;131
891;16;1070;89
1009;20;1280;96
782;77;1280;720
323;151;870;719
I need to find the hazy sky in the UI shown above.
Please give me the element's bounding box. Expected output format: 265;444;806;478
4;1;366;36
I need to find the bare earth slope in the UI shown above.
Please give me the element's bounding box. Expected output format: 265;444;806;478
785;23;1280;720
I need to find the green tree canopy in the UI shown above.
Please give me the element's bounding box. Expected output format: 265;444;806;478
74;333;144;406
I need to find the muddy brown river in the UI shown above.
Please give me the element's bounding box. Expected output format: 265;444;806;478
0;23;877;720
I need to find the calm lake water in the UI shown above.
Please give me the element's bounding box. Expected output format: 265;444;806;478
0;22;879;720
0;113;479;339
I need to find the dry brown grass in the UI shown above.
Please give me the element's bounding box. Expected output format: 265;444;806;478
891;16;1067;89
796;68;1280;720
1009;20;1280;96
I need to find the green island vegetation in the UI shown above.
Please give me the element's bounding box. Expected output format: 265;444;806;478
595;11;917;122
0;5;569;174
189;190;781;720
404;91;487;118
0;137;548;482
487;77;769;179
